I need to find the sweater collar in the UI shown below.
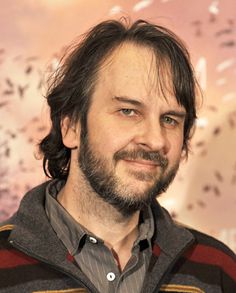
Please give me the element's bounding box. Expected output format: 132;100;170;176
9;181;194;260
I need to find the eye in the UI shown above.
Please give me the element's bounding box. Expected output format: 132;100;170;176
119;108;137;116
162;115;178;126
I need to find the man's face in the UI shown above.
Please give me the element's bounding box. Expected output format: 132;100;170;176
77;43;186;216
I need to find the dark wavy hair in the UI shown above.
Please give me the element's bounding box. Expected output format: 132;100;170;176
39;18;198;179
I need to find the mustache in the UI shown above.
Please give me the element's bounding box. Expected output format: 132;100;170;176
114;149;168;169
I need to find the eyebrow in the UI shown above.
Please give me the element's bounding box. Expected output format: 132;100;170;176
164;110;186;119
112;96;143;107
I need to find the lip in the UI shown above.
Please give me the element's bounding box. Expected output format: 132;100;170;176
123;159;159;169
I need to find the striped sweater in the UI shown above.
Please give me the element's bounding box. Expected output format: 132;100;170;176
0;182;235;292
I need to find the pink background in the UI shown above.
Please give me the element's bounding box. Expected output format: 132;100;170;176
0;0;235;251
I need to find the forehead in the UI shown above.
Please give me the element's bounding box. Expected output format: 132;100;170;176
95;42;174;101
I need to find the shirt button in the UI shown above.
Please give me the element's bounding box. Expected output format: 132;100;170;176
89;236;97;244
107;272;116;281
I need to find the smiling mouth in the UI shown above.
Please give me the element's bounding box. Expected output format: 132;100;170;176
123;159;160;169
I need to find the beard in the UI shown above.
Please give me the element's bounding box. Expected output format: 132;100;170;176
78;133;180;218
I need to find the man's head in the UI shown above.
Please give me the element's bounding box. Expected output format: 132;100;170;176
39;19;198;214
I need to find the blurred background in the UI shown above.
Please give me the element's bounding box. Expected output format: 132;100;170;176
0;0;235;252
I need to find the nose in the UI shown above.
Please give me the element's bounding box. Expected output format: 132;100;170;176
133;118;170;154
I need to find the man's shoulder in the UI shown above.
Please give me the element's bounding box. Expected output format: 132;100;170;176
177;223;236;279
175;221;235;258
152;201;235;258
0;180;51;239
22;180;51;199
186;225;235;257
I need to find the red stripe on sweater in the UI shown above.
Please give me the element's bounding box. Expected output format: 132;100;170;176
184;244;236;281
0;249;38;268
152;244;161;256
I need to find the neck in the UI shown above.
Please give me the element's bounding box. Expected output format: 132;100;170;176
57;173;140;270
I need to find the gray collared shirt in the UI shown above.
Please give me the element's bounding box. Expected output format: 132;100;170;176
45;180;154;293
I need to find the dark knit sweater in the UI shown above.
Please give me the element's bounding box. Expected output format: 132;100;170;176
0;182;235;292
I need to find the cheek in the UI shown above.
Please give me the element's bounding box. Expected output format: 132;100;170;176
87;106;136;149
169;133;184;160
87;120;130;156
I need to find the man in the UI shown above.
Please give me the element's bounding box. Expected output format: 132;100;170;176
0;19;235;293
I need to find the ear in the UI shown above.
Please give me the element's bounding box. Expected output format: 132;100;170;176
61;117;80;149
